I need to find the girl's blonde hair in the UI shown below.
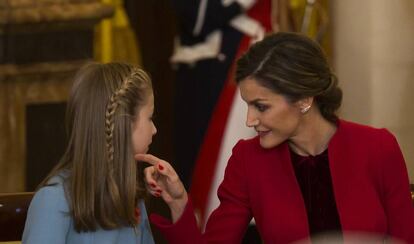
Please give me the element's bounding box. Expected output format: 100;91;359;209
41;62;152;232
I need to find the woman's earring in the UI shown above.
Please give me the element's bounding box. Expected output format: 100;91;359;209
301;105;311;114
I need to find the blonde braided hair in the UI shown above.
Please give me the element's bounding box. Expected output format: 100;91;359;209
41;62;153;231
105;69;152;165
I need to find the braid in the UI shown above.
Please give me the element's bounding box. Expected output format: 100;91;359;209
105;93;118;164
105;77;134;164
104;69;151;164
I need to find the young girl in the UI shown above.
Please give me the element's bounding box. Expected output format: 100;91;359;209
22;62;156;244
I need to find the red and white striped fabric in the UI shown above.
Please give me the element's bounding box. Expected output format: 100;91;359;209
189;0;272;228
189;57;255;228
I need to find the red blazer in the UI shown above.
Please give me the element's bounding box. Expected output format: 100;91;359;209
151;120;414;243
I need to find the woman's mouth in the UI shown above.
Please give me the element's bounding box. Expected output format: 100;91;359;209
257;130;270;137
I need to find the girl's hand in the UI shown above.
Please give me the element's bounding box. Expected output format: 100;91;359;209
135;154;188;222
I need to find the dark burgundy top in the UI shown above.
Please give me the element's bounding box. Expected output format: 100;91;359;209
290;148;342;240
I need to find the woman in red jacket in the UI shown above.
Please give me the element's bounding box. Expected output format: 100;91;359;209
136;32;414;243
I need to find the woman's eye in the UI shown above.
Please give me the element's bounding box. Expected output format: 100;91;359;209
255;104;268;112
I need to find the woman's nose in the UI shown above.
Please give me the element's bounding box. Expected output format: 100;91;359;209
245;109;258;127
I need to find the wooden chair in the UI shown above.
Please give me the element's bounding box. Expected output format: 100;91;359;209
0;192;34;242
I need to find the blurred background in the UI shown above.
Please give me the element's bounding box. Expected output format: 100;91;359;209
0;0;413;243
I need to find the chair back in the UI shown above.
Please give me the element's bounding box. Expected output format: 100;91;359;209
0;192;34;242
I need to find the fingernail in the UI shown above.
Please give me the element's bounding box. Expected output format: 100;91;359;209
155;192;161;197
156;189;162;193
158;164;164;170
150;183;156;188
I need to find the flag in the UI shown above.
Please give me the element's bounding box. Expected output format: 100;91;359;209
189;0;273;227
95;0;142;65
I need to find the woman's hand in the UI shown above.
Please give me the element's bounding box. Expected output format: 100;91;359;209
135;154;188;223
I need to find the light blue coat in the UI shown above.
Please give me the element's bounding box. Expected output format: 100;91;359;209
22;176;154;244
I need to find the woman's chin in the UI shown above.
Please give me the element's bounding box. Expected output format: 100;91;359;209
259;137;284;149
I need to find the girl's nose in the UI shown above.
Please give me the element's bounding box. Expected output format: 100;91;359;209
152;123;157;135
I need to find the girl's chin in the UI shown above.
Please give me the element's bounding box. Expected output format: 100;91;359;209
135;147;149;155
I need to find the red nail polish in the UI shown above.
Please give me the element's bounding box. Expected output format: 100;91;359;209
158;164;164;170
150;183;156;188
156;189;162;193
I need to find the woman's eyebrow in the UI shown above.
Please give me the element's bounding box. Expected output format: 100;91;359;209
249;98;267;105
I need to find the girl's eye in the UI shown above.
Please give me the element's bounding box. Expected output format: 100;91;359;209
255;103;268;112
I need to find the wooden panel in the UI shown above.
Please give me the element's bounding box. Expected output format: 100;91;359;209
0;30;93;64
0;61;85;192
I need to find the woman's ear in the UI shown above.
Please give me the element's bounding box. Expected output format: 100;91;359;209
297;97;314;114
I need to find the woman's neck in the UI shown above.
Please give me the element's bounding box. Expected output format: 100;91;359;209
288;113;337;156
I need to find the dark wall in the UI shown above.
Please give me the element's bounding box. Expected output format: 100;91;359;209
26;102;67;191
124;1;177;243
125;0;176;164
